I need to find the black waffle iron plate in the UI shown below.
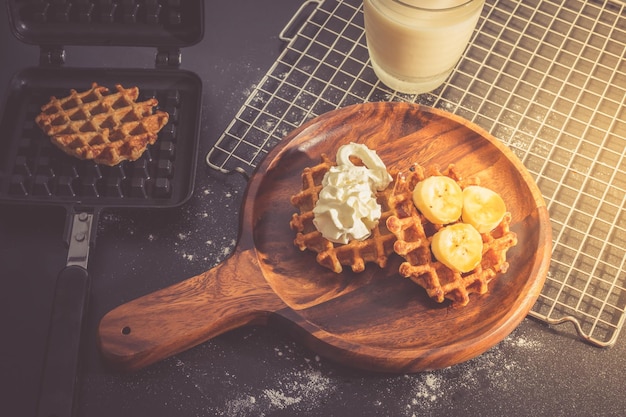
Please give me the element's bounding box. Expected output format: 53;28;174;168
1;2;203;417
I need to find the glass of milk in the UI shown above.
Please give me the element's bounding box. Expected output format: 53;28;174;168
363;0;484;94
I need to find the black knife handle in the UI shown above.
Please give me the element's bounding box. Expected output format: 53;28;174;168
36;265;90;417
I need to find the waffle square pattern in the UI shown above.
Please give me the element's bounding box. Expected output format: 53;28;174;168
289;154;398;274
35;83;169;166
386;164;518;307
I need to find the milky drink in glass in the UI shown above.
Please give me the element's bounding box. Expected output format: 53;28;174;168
363;0;484;94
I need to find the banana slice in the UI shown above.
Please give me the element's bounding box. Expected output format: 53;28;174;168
412;176;463;224
431;223;483;273
462;185;507;233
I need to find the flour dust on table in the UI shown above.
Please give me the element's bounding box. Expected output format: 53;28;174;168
200;326;547;417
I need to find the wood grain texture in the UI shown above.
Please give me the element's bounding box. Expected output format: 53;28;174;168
98;102;551;373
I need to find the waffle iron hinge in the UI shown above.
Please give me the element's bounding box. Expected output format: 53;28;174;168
65;211;93;269
62;208;100;268
156;47;181;68
39;45;66;66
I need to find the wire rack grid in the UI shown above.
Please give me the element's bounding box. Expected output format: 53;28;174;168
206;0;626;347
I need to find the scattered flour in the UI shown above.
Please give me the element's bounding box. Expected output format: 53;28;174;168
222;395;258;416
97;183;241;271
263;389;302;409
163;185;240;265
509;336;543;349
413;374;442;403
202;329;545;417
401;330;545;414
216;366;335;416
207;340;334;417
438;100;456;112
98;212;137;235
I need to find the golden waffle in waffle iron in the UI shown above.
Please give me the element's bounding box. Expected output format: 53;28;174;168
289;154;398;273
386;163;518;307
35;83;169;166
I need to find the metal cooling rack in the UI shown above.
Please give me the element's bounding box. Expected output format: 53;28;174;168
206;0;626;347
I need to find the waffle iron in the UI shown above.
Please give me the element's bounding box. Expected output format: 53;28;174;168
0;2;203;416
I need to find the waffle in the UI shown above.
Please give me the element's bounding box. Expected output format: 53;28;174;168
35;83;169;166
386;163;518;307
289;154;398;273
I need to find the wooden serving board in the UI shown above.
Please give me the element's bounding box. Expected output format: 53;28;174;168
98;102;551;372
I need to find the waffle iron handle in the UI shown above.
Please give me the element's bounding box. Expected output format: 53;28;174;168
37;211;94;417
36;265;90;417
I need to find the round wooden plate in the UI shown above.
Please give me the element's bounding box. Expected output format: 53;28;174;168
98;102;552;373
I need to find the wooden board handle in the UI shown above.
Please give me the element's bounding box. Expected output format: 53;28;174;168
97;248;286;371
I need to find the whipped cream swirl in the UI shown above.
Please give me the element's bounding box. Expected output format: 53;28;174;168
312;143;392;244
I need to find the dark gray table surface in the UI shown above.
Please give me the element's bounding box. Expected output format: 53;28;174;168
1;1;625;416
